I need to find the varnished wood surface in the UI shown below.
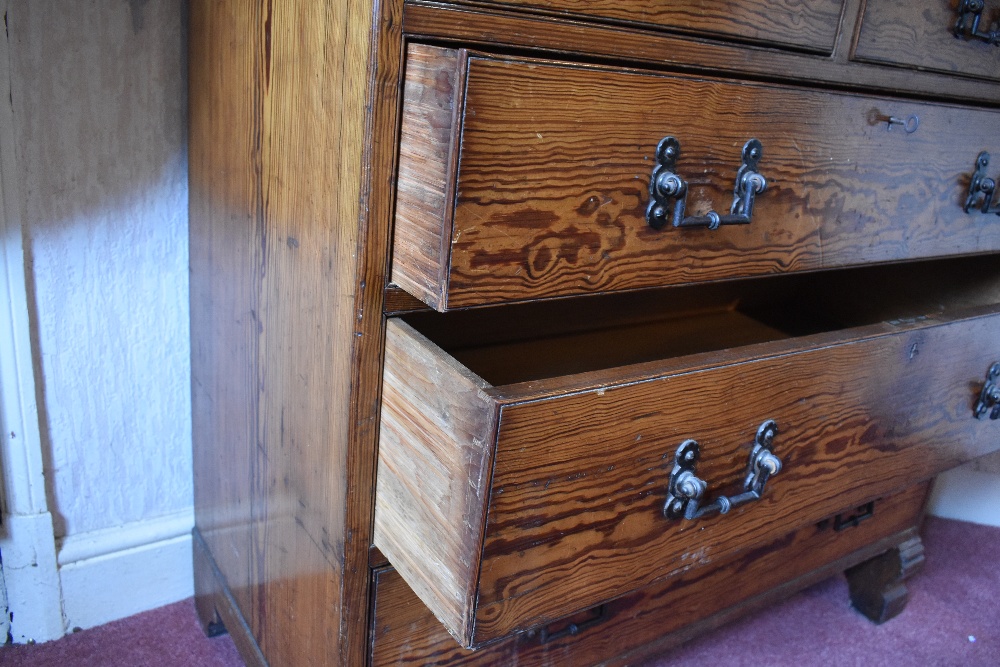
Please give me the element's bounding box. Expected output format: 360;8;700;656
403;2;1000;105
393;48;1000;309
189;0;402;665
855;0;1000;82
448;0;846;53
390;44;467;310
193;529;268;667
378;303;1000;645
475;309;1000;641
369;484;930;665
374;320;499;645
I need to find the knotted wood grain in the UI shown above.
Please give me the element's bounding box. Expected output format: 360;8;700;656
370;483;930;665
391;47;1000;310
472;309;1000;641
375;303;1000;646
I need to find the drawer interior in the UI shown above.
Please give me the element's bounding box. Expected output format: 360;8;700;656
402;255;1000;385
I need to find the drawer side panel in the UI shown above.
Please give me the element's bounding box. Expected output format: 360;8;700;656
391;45;467;311
374;319;499;645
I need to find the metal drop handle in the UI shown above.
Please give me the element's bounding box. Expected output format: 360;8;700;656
963;152;1000;216
974;362;1000;420
664;420;781;521
954;0;1000;45
646;137;767;231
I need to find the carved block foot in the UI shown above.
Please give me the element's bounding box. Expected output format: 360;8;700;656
844;535;925;624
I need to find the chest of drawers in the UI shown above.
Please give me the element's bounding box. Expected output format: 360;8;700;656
189;1;1000;665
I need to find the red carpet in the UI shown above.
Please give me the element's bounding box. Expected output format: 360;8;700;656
2;517;997;666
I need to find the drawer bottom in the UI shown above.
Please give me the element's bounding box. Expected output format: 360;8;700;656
369;482;930;666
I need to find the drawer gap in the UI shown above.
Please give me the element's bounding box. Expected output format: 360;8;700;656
403;254;1000;386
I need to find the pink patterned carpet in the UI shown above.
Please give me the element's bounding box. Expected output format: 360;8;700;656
2;517;997;666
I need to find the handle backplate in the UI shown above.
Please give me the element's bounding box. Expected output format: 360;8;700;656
664;419;781;521
646;137;767;231
954;0;1000;45
964;152;1000;216
974;362;1000;420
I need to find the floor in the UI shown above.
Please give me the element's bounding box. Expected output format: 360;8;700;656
1;517;997;666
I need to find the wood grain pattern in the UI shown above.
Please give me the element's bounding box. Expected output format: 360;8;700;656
369;483;930;665
457;0;847;52
403;2;1000;104
474;308;1000;641
390;44;467;310
392;49;1000;309
855;0;1000;82
189;0;401;665
374;320;500;646
378;304;1000;645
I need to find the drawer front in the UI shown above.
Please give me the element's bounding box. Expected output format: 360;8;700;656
371;483;930;666
392;45;1000;311
450;0;846;53
855;0;1000;82
373;308;1000;646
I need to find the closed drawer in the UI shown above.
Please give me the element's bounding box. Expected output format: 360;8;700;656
392;44;1000;311
448;0;846;53
373;262;1000;647
371;483;930;666
855;0;1000;82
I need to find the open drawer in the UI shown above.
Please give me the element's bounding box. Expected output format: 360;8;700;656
373;258;1000;648
393;44;1000;311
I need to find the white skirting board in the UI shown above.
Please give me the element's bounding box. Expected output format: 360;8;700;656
928;465;1000;528
56;508;195;633
0;511;64;644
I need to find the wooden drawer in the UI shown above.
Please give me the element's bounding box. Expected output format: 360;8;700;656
373;263;1000;647
855;0;1000;82
392;44;1000;311
371;483;931;666
446;0;847;53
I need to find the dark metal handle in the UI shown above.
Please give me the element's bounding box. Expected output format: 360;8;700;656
646;137;767;231
954;0;1000;45
664;420;781;521
963;152;1000;216
974;362;1000;420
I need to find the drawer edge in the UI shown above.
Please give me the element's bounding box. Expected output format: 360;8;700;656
391;44;468;312
374;319;499;646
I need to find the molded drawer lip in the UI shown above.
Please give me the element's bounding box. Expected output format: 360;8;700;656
442;0;847;54
392;44;1000;312
855;0;1000;83
373;303;1000;648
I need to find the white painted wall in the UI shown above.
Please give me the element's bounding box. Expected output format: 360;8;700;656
11;0;191;538
0;0;193;641
928;452;1000;528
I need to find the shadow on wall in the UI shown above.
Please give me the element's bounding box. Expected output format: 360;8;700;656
7;0;193;539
